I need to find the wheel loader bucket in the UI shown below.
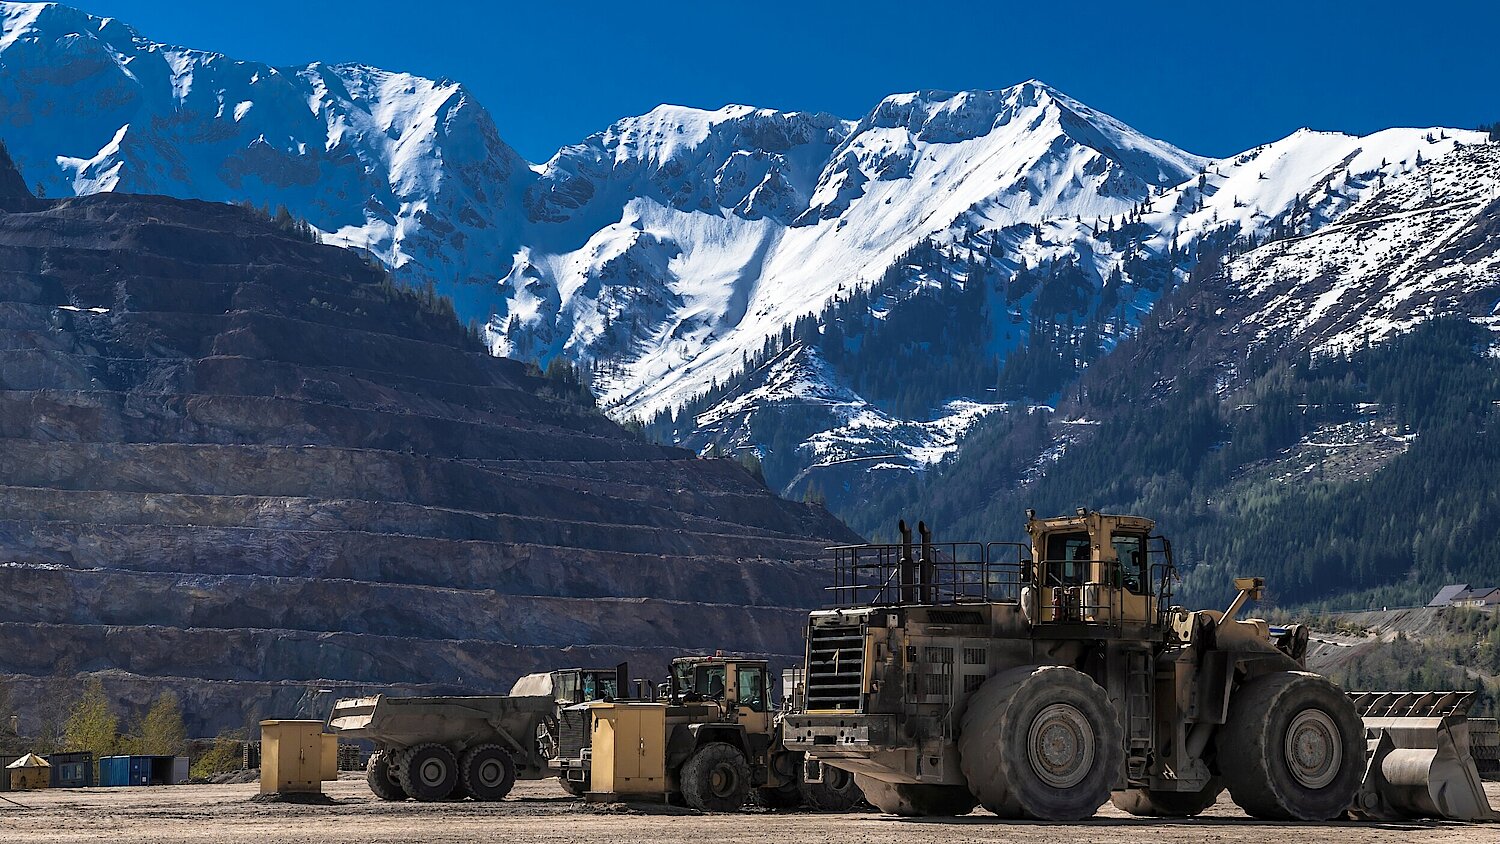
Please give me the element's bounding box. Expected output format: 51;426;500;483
1348;690;1498;822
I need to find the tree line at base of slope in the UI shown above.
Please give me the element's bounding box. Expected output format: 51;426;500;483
847;315;1500;613
0;678;188;761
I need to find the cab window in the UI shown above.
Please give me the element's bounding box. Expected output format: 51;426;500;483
1112;533;1147;595
1044;532;1090;585
594;675;619;701
556;671;579;704
676;663;728;700
735;665;767;712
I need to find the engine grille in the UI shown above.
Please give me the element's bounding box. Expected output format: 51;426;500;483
557;707;591;760
805;622;865;711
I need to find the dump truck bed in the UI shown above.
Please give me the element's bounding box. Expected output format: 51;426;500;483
329;694;554;776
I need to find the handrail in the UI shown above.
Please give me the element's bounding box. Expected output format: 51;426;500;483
825;541;1030;607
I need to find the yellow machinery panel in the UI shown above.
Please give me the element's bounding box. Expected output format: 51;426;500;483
260;720;339;795
590;703;666;797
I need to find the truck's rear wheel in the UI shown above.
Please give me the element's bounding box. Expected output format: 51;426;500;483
799;764;863;811
365;750;405;801
854;775;975;816
395;743;460;801
680;742;752;812
558;775;589;797
1215;671;1364;821
958;665;1123;820
460;744;516;801
1110;779;1223;817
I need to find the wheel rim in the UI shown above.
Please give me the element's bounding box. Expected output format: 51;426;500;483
1027;702;1096;788
825;766;852;791
1284;708;1341;789
476;757;505;788
709;762;740;798
419;757;449;787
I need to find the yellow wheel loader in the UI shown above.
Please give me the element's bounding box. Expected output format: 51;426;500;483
782;509;1496;822
554;654;863;812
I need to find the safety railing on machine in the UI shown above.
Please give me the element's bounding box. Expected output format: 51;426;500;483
826;539;1030;608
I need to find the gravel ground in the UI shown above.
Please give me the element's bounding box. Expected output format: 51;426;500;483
0;776;1494;843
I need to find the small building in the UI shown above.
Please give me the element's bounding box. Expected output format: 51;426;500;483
1429;583;1469;607
98;755;188;787
6;753;51;790
47;752;95;788
1453;587;1500;608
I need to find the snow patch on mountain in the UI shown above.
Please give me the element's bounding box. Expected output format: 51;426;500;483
1142;127;1486;252
1224;140;1500;356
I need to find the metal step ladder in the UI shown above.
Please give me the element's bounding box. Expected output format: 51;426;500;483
1124;649;1154;780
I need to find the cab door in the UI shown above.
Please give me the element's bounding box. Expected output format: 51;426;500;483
727;662;771;734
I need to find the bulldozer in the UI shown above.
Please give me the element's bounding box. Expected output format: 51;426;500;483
782;509;1496;822
554;654;863;811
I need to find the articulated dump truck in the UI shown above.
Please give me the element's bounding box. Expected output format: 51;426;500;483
782;509;1496;822
328;665;628;801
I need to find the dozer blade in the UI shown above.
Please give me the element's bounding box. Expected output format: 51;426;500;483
1348;690;1498;822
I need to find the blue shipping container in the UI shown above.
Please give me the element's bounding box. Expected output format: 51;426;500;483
98;755;177;787
99;756;148;787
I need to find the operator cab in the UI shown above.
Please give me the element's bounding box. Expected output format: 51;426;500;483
669;655;773;734
551;666;625;705
1024;508;1171;627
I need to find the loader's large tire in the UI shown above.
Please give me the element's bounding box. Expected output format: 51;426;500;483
799;764;864;811
558;775;589;797
365;750;405;801
460;744;517;802
1215;671;1365;821
854;774;975;816
395;743;460;801
1110;779;1224;817
680;742;752;812
958;665;1123;820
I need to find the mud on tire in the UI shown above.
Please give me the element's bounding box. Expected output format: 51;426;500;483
1215;670;1365;821
460;744;517;802
958;665;1123;821
854;774;976;817
395;743;460;801
365;750;405;801
679;742;752;812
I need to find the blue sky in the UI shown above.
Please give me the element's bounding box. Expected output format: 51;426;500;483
79;0;1499;162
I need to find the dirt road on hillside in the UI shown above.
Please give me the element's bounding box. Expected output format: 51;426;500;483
1;776;1495;844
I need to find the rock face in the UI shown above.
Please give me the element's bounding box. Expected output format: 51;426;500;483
0;156;857;736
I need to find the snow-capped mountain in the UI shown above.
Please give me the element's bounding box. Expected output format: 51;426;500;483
0;1;528;297
511;82;1209;423
1;1;1490;515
